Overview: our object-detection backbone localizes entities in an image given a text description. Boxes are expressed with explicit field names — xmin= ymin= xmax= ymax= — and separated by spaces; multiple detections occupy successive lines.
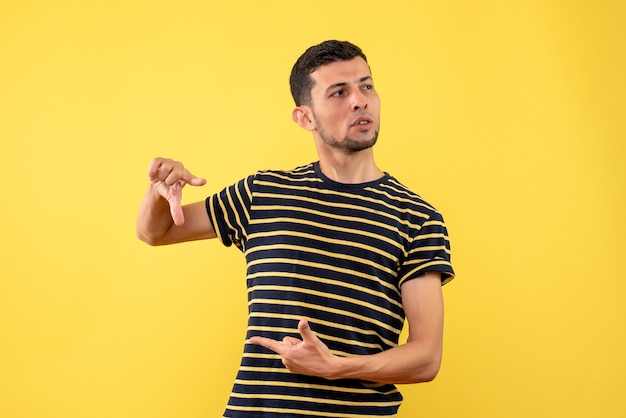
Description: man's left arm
xmin=249 ymin=271 xmax=444 ymax=384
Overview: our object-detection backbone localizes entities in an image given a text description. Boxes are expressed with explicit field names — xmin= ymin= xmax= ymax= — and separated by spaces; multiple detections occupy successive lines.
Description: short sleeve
xmin=397 ymin=211 xmax=455 ymax=287
xmin=205 ymin=174 xmax=255 ymax=251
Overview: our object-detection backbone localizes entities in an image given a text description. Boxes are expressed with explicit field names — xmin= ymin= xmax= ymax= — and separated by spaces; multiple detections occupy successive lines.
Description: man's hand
xmin=249 ymin=319 xmax=340 ymax=379
xmin=147 ymin=158 xmax=206 ymax=225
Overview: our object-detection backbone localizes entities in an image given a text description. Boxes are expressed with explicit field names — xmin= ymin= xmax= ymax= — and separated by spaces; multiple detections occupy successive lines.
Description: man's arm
xmin=136 ymin=158 xmax=216 ymax=246
xmin=249 ymin=271 xmax=444 ymax=384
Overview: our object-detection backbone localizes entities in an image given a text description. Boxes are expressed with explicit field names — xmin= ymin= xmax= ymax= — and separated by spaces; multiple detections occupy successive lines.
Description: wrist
xmin=325 ymin=354 xmax=371 ymax=381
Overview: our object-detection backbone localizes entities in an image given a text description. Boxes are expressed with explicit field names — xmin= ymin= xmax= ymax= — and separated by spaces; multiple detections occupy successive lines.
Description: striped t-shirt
xmin=206 ymin=162 xmax=454 ymax=418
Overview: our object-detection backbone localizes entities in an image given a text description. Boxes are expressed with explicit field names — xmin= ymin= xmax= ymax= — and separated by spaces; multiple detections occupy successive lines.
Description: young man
xmin=137 ymin=40 xmax=454 ymax=417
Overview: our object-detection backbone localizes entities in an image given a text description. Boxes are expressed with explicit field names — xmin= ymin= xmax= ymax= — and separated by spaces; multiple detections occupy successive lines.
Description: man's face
xmin=307 ymin=57 xmax=381 ymax=153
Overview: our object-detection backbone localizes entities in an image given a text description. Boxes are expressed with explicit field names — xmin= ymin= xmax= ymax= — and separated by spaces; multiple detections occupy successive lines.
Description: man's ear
xmin=292 ymin=106 xmax=316 ymax=131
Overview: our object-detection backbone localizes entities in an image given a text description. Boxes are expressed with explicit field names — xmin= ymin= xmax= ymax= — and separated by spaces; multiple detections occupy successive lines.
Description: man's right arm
xmin=136 ymin=158 xmax=217 ymax=246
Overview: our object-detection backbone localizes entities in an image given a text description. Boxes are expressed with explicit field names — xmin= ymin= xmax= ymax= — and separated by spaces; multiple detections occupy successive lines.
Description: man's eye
xmin=331 ymin=90 xmax=344 ymax=97
xmin=363 ymin=84 xmax=373 ymax=90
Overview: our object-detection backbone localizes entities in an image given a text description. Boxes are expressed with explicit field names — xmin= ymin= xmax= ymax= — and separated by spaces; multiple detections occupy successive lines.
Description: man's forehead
xmin=311 ymin=57 xmax=372 ymax=86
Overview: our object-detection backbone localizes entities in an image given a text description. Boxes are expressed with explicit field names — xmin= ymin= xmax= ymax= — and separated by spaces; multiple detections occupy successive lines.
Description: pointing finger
xmin=249 ymin=336 xmax=285 ymax=355
xmin=167 ymin=182 xmax=185 ymax=226
xmin=184 ymin=172 xmax=207 ymax=187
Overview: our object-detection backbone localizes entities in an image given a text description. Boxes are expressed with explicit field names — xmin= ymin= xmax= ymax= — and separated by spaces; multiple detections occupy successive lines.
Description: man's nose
xmin=351 ymin=90 xmax=368 ymax=111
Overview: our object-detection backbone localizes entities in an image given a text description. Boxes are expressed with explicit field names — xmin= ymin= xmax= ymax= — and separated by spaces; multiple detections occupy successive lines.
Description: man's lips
xmin=350 ymin=115 xmax=374 ymax=127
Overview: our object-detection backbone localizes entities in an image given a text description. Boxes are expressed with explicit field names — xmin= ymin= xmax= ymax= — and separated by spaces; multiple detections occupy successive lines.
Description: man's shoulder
xmin=380 ymin=176 xmax=443 ymax=217
xmin=253 ymin=163 xmax=319 ymax=184
xmin=257 ymin=162 xmax=315 ymax=176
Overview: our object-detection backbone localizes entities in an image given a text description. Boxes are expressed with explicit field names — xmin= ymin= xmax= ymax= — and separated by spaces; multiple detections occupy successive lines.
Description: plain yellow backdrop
xmin=1 ymin=1 xmax=624 ymax=417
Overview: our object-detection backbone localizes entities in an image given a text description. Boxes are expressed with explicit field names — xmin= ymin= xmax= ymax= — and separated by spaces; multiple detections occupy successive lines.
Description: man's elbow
xmin=136 ymin=229 xmax=164 ymax=246
xmin=418 ymin=361 xmax=441 ymax=383
xmin=409 ymin=354 xmax=442 ymax=383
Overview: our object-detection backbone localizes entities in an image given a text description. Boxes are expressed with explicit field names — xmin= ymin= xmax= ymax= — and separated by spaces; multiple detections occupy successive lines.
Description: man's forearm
xmin=328 ymin=340 xmax=442 ymax=384
xmin=136 ymin=184 xmax=174 ymax=245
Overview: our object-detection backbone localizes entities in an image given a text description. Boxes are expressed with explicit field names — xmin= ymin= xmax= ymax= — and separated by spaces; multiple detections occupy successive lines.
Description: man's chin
xmin=344 ymin=133 xmax=378 ymax=152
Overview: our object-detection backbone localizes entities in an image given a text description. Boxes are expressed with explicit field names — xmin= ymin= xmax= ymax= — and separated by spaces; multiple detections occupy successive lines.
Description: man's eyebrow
xmin=325 ymin=76 xmax=374 ymax=93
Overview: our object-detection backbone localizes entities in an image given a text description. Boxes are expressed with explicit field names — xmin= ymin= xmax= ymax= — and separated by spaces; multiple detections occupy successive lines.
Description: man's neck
xmin=317 ymin=149 xmax=384 ymax=184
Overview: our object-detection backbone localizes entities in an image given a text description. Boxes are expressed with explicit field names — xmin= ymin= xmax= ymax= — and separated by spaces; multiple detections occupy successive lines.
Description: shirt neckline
xmin=312 ymin=161 xmax=390 ymax=190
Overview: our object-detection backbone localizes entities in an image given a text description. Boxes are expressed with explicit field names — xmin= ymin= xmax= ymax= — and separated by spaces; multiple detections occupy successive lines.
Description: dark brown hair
xmin=289 ymin=40 xmax=368 ymax=106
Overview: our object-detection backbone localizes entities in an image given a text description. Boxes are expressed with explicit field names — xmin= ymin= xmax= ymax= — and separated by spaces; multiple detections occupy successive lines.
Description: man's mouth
xmin=351 ymin=116 xmax=373 ymax=127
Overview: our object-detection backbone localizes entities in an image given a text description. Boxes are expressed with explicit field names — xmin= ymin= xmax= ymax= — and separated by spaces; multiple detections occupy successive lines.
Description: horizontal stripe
xmin=248 ymin=284 xmax=404 ymax=324
xmin=254 ymin=180 xmax=431 ymax=220
xmin=246 ymin=272 xmax=402 ymax=309
xmin=232 ymin=378 xmax=399 ymax=396
xmin=249 ymin=217 xmax=405 ymax=252
xmin=247 ymin=325 xmax=384 ymax=351
xmin=247 ymin=243 xmax=398 ymax=276
xmin=247 ymin=256 xmax=400 ymax=294
xmin=225 ymin=405 xmax=399 ymax=418
xmin=248 ymin=298 xmax=403 ymax=335
xmin=252 ymin=193 xmax=419 ymax=234
xmin=247 ymin=312 xmax=399 ymax=348
xmin=229 ymin=392 xmax=402 ymax=408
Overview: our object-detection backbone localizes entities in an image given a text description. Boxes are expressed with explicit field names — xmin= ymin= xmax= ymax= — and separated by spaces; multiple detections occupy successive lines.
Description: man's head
xmin=290 ymin=40 xmax=368 ymax=107
xmin=290 ymin=41 xmax=380 ymax=155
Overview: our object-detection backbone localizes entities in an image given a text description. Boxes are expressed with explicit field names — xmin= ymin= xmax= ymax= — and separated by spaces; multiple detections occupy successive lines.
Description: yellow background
xmin=1 ymin=1 xmax=625 ymax=417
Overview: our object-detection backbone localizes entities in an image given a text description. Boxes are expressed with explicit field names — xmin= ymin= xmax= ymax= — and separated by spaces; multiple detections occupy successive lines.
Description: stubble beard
xmin=314 ymin=115 xmax=380 ymax=153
